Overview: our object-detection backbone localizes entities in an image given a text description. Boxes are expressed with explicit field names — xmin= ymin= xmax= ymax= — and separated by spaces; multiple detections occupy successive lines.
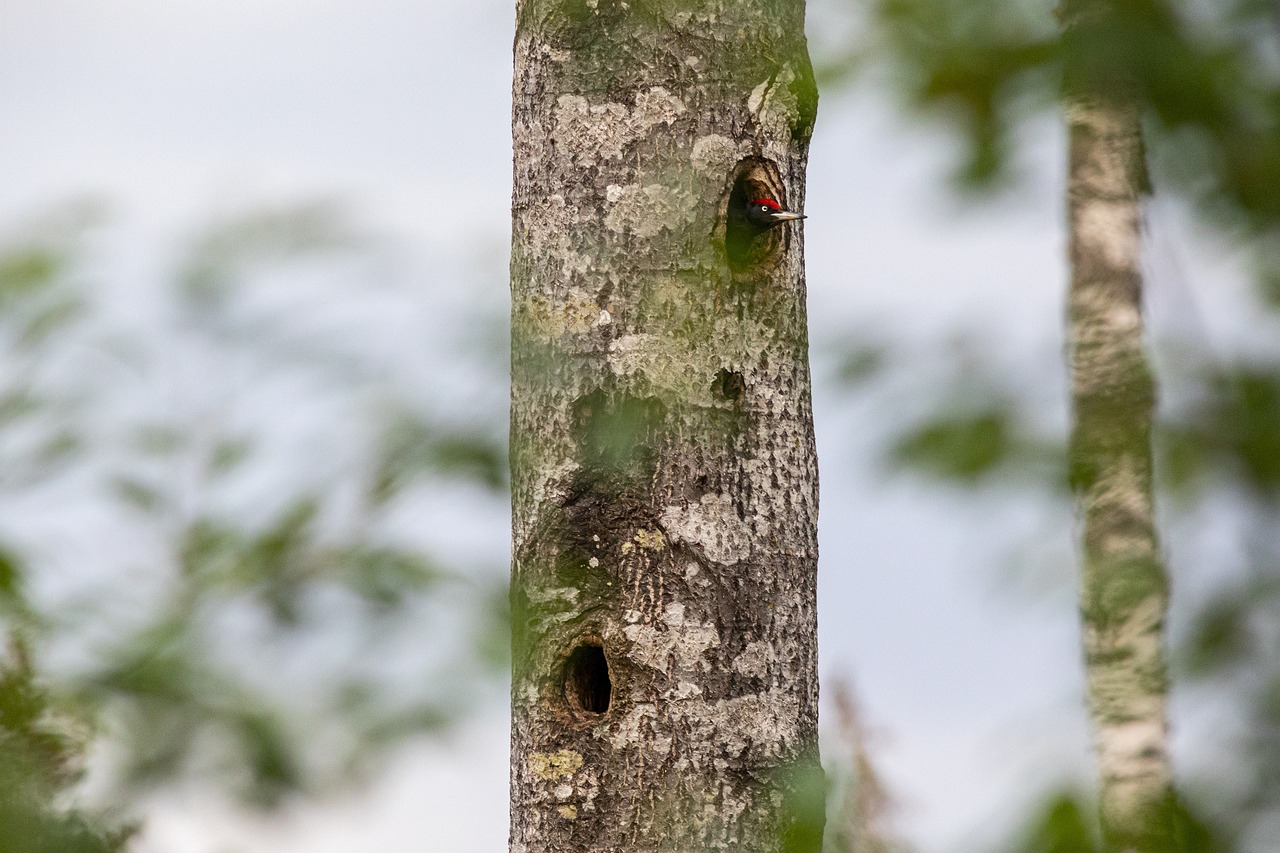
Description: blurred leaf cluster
xmin=830 ymin=329 xmax=1280 ymax=847
xmin=1 ymin=635 xmax=130 ymax=853
xmin=0 ymin=201 xmax=509 ymax=837
xmin=837 ymin=0 xmax=1280 ymax=243
xmin=817 ymin=3 xmax=1280 ymax=849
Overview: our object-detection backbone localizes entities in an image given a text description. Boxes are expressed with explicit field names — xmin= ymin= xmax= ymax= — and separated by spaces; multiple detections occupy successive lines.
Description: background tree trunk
xmin=1064 ymin=2 xmax=1174 ymax=843
xmin=508 ymin=1 xmax=820 ymax=851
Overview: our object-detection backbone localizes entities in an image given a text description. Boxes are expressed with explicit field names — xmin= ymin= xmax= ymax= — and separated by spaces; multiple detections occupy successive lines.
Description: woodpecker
xmin=725 ymin=193 xmax=804 ymax=270
xmin=736 ymin=196 xmax=805 ymax=231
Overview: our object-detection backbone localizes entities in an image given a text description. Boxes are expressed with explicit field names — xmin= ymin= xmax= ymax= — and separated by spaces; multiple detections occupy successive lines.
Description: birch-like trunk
xmin=1064 ymin=3 xmax=1174 ymax=841
xmin=509 ymin=1 xmax=820 ymax=851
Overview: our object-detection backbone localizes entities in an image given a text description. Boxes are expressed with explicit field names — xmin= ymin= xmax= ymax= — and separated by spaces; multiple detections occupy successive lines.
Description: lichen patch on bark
xmin=554 ymin=88 xmax=686 ymax=164
xmin=529 ymin=749 xmax=585 ymax=781
xmin=604 ymin=183 xmax=694 ymax=237
xmin=692 ymin=134 xmax=743 ymax=175
xmin=659 ymin=493 xmax=752 ymax=565
xmin=621 ymin=615 xmax=720 ymax=673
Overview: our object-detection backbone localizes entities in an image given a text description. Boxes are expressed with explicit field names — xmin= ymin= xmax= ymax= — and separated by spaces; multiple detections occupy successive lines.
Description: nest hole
xmin=712 ymin=368 xmax=746 ymax=402
xmin=724 ymin=157 xmax=788 ymax=276
xmin=564 ymin=642 xmax=611 ymax=716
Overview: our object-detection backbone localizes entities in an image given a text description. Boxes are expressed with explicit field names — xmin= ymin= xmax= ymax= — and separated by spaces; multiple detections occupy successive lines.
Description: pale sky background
xmin=0 ymin=2 xmax=1260 ymax=852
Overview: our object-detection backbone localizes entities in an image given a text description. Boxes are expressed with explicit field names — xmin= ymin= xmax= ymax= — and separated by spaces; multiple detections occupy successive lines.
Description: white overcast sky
xmin=0 ymin=2 xmax=1259 ymax=852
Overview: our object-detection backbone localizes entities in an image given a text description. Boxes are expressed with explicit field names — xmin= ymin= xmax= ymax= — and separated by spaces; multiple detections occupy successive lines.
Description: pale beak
xmin=770 ymin=211 xmax=806 ymax=222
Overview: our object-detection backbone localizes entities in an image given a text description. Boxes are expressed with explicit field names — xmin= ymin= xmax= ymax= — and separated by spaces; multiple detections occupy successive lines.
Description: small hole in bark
xmin=712 ymin=368 xmax=745 ymax=402
xmin=564 ymin=642 xmax=611 ymax=715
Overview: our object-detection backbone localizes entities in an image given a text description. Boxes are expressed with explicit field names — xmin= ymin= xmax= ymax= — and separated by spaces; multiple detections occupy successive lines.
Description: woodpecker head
xmin=740 ymin=196 xmax=805 ymax=230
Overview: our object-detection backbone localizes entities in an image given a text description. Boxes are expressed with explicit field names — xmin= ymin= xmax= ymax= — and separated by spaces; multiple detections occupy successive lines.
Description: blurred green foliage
xmin=0 ymin=201 xmax=510 ymax=841
xmin=836 ymin=0 xmax=1280 ymax=239
xmin=1 ymin=635 xmax=130 ymax=853
xmin=2 ymin=2 xmax=1277 ymax=849
xmin=819 ymin=0 xmax=1280 ymax=849
xmin=1163 ymin=366 xmax=1280 ymax=498
xmin=834 ymin=335 xmax=1280 ymax=848
xmin=372 ymin=411 xmax=507 ymax=503
xmin=1005 ymin=789 xmax=1227 ymax=852
xmin=1011 ymin=795 xmax=1099 ymax=853
xmin=894 ymin=408 xmax=1029 ymax=481
xmin=780 ymin=760 xmax=829 ymax=853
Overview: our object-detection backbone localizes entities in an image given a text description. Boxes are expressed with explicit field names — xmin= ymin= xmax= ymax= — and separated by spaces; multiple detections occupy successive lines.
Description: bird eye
xmin=760 ymin=205 xmax=770 ymax=212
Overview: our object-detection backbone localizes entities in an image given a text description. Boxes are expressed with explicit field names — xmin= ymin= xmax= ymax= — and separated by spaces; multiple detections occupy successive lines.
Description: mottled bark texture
xmin=1064 ymin=1 xmax=1173 ymax=846
xmin=509 ymin=1 xmax=820 ymax=851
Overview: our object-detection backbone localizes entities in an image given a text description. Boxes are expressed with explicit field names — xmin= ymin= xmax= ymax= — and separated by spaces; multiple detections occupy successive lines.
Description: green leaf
xmin=0 ymin=248 xmax=64 ymax=303
xmin=178 ymin=518 xmax=244 ymax=582
xmin=244 ymin=500 xmax=320 ymax=624
xmin=776 ymin=760 xmax=827 ymax=853
xmin=337 ymin=547 xmax=440 ymax=610
xmin=0 ymin=548 xmax=22 ymax=606
xmin=1183 ymin=594 xmax=1252 ymax=675
xmin=371 ymin=414 xmax=506 ymax=504
xmin=1224 ymin=371 xmax=1280 ymax=491
xmin=892 ymin=409 xmax=1012 ymax=480
xmin=1011 ymin=794 xmax=1098 ymax=853
xmin=38 ymin=430 xmax=82 ymax=465
xmin=426 ymin=434 xmax=506 ymax=489
xmin=208 ymin=437 xmax=253 ymax=473
xmin=0 ymin=390 xmax=42 ymax=423
xmin=111 ymin=477 xmax=166 ymax=513
xmin=236 ymin=710 xmax=302 ymax=806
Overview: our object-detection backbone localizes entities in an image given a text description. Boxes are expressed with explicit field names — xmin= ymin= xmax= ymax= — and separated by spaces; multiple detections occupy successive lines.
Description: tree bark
xmin=508 ymin=1 xmax=820 ymax=851
xmin=1063 ymin=2 xmax=1174 ymax=843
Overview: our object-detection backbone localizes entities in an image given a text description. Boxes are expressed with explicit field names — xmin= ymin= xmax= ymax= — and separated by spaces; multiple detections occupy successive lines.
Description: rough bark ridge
xmin=1064 ymin=2 xmax=1174 ymax=843
xmin=509 ymin=1 xmax=820 ymax=851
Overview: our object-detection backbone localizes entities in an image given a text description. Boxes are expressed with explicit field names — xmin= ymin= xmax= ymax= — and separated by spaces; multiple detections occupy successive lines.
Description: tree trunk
xmin=1063 ymin=3 xmax=1174 ymax=843
xmin=508 ymin=1 xmax=821 ymax=851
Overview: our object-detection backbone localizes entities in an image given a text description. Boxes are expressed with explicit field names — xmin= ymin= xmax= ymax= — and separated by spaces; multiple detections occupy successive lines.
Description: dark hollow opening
xmin=712 ymin=368 xmax=746 ymax=402
xmin=724 ymin=159 xmax=785 ymax=276
xmin=564 ymin=642 xmax=611 ymax=715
